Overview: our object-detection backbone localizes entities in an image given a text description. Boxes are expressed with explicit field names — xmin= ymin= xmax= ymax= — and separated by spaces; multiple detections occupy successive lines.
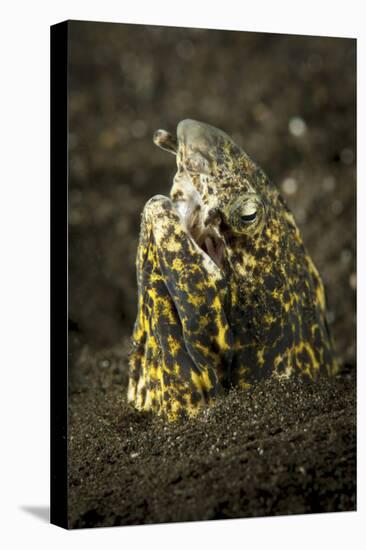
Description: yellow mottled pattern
xmin=128 ymin=120 xmax=338 ymax=420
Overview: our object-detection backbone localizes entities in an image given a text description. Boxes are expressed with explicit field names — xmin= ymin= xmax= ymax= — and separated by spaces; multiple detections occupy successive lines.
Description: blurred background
xmin=68 ymin=21 xmax=356 ymax=379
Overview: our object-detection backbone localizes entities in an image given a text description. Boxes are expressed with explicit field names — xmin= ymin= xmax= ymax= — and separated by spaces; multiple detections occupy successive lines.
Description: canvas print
xmin=51 ymin=20 xmax=356 ymax=528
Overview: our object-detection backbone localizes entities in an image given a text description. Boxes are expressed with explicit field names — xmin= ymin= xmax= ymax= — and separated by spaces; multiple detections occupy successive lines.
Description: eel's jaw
xmin=154 ymin=122 xmax=230 ymax=271
xmin=170 ymin=168 xmax=227 ymax=271
xmin=198 ymin=228 xmax=226 ymax=271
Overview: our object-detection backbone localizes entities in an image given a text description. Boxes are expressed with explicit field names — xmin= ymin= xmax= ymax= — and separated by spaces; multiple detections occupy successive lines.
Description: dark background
xmin=67 ymin=21 xmax=356 ymax=528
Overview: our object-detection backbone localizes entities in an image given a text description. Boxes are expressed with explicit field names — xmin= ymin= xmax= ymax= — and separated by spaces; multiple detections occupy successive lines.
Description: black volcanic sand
xmin=68 ymin=349 xmax=355 ymax=528
xmin=67 ymin=22 xmax=356 ymax=528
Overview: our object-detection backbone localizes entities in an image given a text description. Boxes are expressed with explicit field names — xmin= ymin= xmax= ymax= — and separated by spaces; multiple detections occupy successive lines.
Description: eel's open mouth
xmin=153 ymin=120 xmax=234 ymax=271
xmin=200 ymin=233 xmax=226 ymax=269
xmin=173 ymin=191 xmax=227 ymax=271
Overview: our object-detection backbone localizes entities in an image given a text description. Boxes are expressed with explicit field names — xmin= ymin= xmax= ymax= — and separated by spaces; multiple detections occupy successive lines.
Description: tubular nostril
xmin=153 ymin=129 xmax=178 ymax=155
xmin=153 ymin=129 xmax=167 ymax=144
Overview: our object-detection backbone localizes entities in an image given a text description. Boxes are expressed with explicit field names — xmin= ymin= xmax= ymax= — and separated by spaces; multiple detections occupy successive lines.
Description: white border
xmin=1 ymin=1 xmax=363 ymax=548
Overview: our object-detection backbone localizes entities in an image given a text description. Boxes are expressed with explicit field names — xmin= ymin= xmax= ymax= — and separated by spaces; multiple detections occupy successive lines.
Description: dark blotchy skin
xmin=127 ymin=119 xmax=338 ymax=420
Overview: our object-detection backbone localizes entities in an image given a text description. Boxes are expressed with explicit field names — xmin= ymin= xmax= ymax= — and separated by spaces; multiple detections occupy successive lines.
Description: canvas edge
xmin=50 ymin=20 xmax=69 ymax=530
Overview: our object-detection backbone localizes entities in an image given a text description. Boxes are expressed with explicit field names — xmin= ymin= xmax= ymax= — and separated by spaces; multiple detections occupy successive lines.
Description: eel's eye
xmin=225 ymin=194 xmax=263 ymax=234
xmin=240 ymin=211 xmax=257 ymax=223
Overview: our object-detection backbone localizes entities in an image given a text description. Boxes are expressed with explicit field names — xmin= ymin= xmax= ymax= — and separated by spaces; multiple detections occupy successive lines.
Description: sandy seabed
xmin=68 ymin=347 xmax=355 ymax=527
